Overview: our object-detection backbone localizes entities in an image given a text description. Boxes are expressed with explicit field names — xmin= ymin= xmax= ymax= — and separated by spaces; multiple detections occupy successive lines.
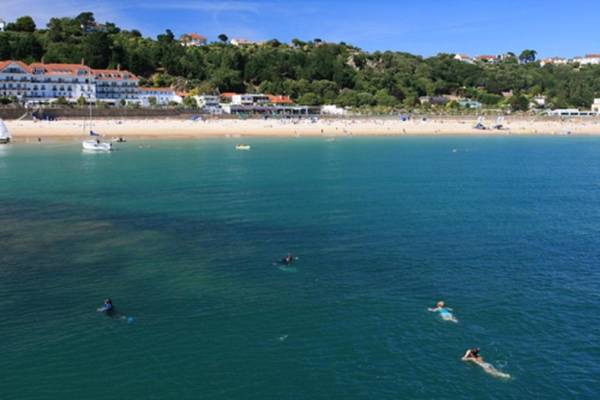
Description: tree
xmin=7 ymin=16 xmax=36 ymax=32
xmin=509 ymin=93 xmax=530 ymax=111
xmin=82 ymin=32 xmax=111 ymax=68
xmin=519 ymin=49 xmax=537 ymax=64
xmin=218 ymin=34 xmax=228 ymax=43
xmin=298 ymin=92 xmax=321 ymax=106
xmin=148 ymin=96 xmax=157 ymax=107
xmin=77 ymin=96 xmax=87 ymax=106
xmin=374 ymin=89 xmax=398 ymax=107
xmin=75 ymin=12 xmax=95 ymax=31
xmin=182 ymin=96 xmax=198 ymax=108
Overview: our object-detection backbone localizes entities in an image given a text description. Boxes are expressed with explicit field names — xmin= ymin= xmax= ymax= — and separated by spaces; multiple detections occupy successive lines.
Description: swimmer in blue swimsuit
xmin=97 ymin=298 xmax=114 ymax=315
xmin=428 ymin=301 xmax=458 ymax=323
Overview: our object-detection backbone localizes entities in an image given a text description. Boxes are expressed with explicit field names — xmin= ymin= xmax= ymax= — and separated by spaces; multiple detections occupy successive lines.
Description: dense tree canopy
xmin=1 ymin=12 xmax=600 ymax=111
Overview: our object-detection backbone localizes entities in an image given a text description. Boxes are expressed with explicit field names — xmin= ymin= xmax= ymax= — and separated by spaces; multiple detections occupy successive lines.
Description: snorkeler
xmin=462 ymin=348 xmax=511 ymax=379
xmin=97 ymin=298 xmax=114 ymax=314
xmin=428 ymin=301 xmax=458 ymax=323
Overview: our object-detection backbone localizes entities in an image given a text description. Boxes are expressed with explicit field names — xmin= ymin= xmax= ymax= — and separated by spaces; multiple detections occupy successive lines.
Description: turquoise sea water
xmin=0 ymin=137 xmax=599 ymax=399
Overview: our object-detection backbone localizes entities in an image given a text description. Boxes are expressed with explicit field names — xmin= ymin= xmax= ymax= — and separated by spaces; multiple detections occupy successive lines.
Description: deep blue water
xmin=0 ymin=137 xmax=599 ymax=399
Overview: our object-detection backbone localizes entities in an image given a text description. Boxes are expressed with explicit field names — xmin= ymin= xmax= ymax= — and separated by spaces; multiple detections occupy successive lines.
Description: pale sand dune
xmin=6 ymin=117 xmax=600 ymax=141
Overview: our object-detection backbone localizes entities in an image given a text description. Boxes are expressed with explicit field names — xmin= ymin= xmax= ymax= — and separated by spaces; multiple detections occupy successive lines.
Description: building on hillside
xmin=0 ymin=61 xmax=96 ymax=104
xmin=180 ymin=33 xmax=207 ymax=47
xmin=194 ymin=95 xmax=221 ymax=113
xmin=531 ymin=95 xmax=547 ymax=108
xmin=540 ymin=57 xmax=568 ymax=67
xmin=231 ymin=93 xmax=271 ymax=106
xmin=29 ymin=63 xmax=96 ymax=103
xmin=475 ymin=55 xmax=500 ymax=64
xmin=592 ymin=99 xmax=600 ymax=113
xmin=93 ymin=68 xmax=139 ymax=104
xmin=219 ymin=92 xmax=310 ymax=115
xmin=573 ymin=54 xmax=600 ymax=65
xmin=0 ymin=60 xmax=141 ymax=105
xmin=453 ymin=54 xmax=474 ymax=64
xmin=138 ymin=87 xmax=182 ymax=106
xmin=231 ymin=38 xmax=260 ymax=46
xmin=0 ymin=61 xmax=34 ymax=101
xmin=0 ymin=19 xmax=5 ymax=32
xmin=219 ymin=92 xmax=238 ymax=102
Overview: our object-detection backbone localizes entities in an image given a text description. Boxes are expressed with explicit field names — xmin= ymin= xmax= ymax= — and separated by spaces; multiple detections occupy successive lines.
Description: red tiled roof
xmin=0 ymin=60 xmax=32 ymax=72
xmin=30 ymin=63 xmax=92 ymax=76
xmin=220 ymin=92 xmax=238 ymax=98
xmin=268 ymin=94 xmax=294 ymax=104
xmin=93 ymin=68 xmax=139 ymax=81
xmin=476 ymin=55 xmax=498 ymax=60
xmin=139 ymin=87 xmax=174 ymax=93
xmin=181 ymin=33 xmax=207 ymax=41
xmin=585 ymin=54 xmax=600 ymax=58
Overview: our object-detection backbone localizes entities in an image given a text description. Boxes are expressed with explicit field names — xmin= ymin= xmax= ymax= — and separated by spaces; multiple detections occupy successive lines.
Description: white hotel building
xmin=0 ymin=60 xmax=140 ymax=104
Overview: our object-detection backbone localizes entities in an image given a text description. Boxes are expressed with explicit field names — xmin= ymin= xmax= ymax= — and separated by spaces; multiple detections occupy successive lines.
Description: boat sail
xmin=81 ymin=103 xmax=112 ymax=151
xmin=0 ymin=119 xmax=11 ymax=144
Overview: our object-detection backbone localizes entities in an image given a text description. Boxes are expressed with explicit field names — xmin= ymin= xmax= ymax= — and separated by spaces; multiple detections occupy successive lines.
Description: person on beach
xmin=428 ymin=301 xmax=458 ymax=323
xmin=462 ymin=348 xmax=511 ymax=379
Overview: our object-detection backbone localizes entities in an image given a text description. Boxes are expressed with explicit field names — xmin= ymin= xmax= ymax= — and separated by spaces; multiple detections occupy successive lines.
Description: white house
xmin=475 ymin=55 xmax=500 ymax=64
xmin=0 ymin=19 xmax=5 ymax=32
xmin=138 ymin=87 xmax=182 ymax=106
xmin=573 ymin=54 xmax=600 ymax=65
xmin=592 ymin=99 xmax=600 ymax=113
xmin=540 ymin=57 xmax=568 ymax=67
xmin=180 ymin=33 xmax=207 ymax=47
xmin=531 ymin=95 xmax=547 ymax=108
xmin=453 ymin=54 xmax=474 ymax=64
xmin=231 ymin=38 xmax=261 ymax=47
xmin=194 ymin=95 xmax=221 ymax=112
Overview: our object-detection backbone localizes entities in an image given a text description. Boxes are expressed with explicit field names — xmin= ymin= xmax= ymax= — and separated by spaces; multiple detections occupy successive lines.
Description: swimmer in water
xmin=97 ymin=298 xmax=114 ymax=315
xmin=281 ymin=254 xmax=295 ymax=265
xmin=462 ymin=348 xmax=511 ymax=379
xmin=428 ymin=301 xmax=458 ymax=323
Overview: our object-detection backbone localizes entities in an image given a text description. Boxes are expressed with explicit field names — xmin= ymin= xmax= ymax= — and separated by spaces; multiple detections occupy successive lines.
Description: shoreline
xmin=5 ymin=117 xmax=600 ymax=141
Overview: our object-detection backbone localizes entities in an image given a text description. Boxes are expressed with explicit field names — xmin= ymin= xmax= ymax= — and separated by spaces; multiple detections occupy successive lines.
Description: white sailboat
xmin=0 ymin=118 xmax=11 ymax=144
xmin=82 ymin=139 xmax=112 ymax=151
xmin=81 ymin=103 xmax=112 ymax=151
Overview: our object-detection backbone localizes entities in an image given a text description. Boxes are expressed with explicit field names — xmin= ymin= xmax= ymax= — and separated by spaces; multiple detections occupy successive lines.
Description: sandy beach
xmin=6 ymin=117 xmax=600 ymax=141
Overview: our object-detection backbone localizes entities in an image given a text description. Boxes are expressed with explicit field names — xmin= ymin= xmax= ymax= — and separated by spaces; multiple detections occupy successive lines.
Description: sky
xmin=1 ymin=0 xmax=599 ymax=58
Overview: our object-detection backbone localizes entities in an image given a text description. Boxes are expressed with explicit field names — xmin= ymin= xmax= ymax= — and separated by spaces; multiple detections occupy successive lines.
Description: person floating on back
xmin=428 ymin=301 xmax=458 ymax=323
xmin=462 ymin=348 xmax=511 ymax=379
